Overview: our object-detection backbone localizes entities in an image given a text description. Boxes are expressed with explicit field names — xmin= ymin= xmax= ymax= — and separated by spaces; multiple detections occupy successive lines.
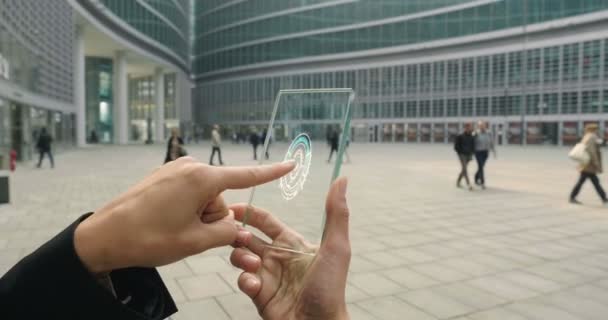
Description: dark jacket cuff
xmin=0 ymin=213 xmax=178 ymax=319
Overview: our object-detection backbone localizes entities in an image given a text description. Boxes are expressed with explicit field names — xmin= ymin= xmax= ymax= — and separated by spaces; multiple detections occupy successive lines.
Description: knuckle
xmin=246 ymin=168 xmax=261 ymax=183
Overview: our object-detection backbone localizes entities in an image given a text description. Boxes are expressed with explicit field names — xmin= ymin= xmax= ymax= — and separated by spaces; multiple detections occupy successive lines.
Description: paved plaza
xmin=2 ymin=143 xmax=608 ymax=319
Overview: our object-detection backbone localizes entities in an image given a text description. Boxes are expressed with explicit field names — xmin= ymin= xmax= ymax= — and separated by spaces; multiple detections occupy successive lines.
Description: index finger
xmin=214 ymin=161 xmax=295 ymax=191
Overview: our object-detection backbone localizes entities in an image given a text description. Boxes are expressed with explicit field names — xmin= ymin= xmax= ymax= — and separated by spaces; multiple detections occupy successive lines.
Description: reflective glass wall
xmin=193 ymin=0 xmax=608 ymax=75
xmin=128 ymin=74 xmax=178 ymax=143
xmin=194 ymin=1 xmax=608 ymax=145
xmin=98 ymin=0 xmax=190 ymax=65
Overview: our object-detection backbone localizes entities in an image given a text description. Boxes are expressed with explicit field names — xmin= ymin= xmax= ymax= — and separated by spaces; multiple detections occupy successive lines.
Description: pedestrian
xmin=209 ymin=124 xmax=224 ymax=165
xmin=249 ymin=128 xmax=260 ymax=160
xmin=454 ymin=123 xmax=475 ymax=190
xmin=261 ymin=128 xmax=270 ymax=160
xmin=474 ymin=121 xmax=496 ymax=189
xmin=344 ymin=135 xmax=352 ymax=164
xmin=327 ymin=130 xmax=339 ymax=163
xmin=36 ymin=127 xmax=54 ymax=169
xmin=569 ymin=123 xmax=608 ymax=205
xmin=164 ymin=128 xmax=185 ymax=164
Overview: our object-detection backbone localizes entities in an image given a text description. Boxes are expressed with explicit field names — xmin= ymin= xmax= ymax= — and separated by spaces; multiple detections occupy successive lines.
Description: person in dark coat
xmin=249 ymin=129 xmax=260 ymax=160
xmin=261 ymin=128 xmax=270 ymax=160
xmin=36 ymin=127 xmax=54 ymax=169
xmin=454 ymin=123 xmax=475 ymax=190
xmin=327 ymin=130 xmax=340 ymax=163
xmin=164 ymin=128 xmax=185 ymax=164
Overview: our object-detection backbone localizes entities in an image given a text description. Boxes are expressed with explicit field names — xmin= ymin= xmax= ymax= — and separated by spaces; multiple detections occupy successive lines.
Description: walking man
xmin=569 ymin=123 xmax=608 ymax=205
xmin=474 ymin=121 xmax=496 ymax=189
xmin=209 ymin=124 xmax=224 ymax=166
xmin=454 ymin=123 xmax=475 ymax=190
xmin=36 ymin=127 xmax=54 ymax=169
xmin=249 ymin=128 xmax=260 ymax=160
xmin=327 ymin=130 xmax=339 ymax=163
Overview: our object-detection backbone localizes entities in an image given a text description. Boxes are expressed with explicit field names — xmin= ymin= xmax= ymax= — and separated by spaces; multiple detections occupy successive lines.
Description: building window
xmin=492 ymin=54 xmax=506 ymax=88
xmin=447 ymin=60 xmax=459 ymax=91
xmin=462 ymin=58 xmax=474 ymax=90
xmin=369 ymin=68 xmax=381 ymax=97
xmin=447 ymin=99 xmax=458 ymax=117
xmin=561 ymin=92 xmax=579 ymax=114
xmin=562 ymin=43 xmax=579 ymax=83
xmin=394 ymin=101 xmax=405 ymax=118
xmin=406 ymin=101 xmax=417 ymax=118
xmin=393 ymin=66 xmax=405 ymax=96
xmin=582 ymin=91 xmax=599 ymax=113
xmin=406 ymin=65 xmax=418 ymax=95
xmin=432 ymin=100 xmax=444 ymax=117
xmin=583 ymin=40 xmax=601 ymax=81
xmin=433 ymin=62 xmax=445 ymax=92
xmin=476 ymin=56 xmax=490 ymax=89
xmin=476 ymin=97 xmax=489 ymax=116
xmin=508 ymin=52 xmax=522 ymax=86
xmin=462 ymin=98 xmax=474 ymax=116
xmin=525 ymin=94 xmax=540 ymax=115
xmin=381 ymin=67 xmax=392 ymax=96
xmin=526 ymin=49 xmax=541 ymax=85
xmin=543 ymin=46 xmax=560 ymax=84
xmin=491 ymin=96 xmax=505 ymax=116
xmin=419 ymin=100 xmax=431 ymax=117
xmin=543 ymin=93 xmax=559 ymax=114
xmin=420 ymin=63 xmax=431 ymax=93
xmin=505 ymin=96 xmax=521 ymax=115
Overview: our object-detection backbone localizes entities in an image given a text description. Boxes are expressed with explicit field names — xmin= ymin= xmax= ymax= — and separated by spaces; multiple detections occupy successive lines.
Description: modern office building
xmin=193 ymin=1 xmax=608 ymax=146
xmin=0 ymin=0 xmax=192 ymax=168
xmin=2 ymin=0 xmax=608 ymax=162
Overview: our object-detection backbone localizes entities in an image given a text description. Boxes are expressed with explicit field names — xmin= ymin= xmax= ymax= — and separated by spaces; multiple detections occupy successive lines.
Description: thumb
xmin=321 ymin=177 xmax=350 ymax=259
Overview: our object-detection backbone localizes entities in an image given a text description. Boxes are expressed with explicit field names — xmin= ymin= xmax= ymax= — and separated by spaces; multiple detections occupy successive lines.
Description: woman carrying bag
xmin=164 ymin=128 xmax=187 ymax=164
xmin=569 ymin=123 xmax=608 ymax=205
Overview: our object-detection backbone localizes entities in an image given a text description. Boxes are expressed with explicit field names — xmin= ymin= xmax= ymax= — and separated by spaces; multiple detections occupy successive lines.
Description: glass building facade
xmin=193 ymin=0 xmax=608 ymax=146
xmin=0 ymin=0 xmax=76 ymax=165
xmin=128 ymin=73 xmax=178 ymax=143
xmin=96 ymin=0 xmax=190 ymax=66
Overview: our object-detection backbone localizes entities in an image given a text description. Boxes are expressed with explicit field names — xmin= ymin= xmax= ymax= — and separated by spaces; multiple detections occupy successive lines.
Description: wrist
xmin=74 ymin=214 xmax=120 ymax=274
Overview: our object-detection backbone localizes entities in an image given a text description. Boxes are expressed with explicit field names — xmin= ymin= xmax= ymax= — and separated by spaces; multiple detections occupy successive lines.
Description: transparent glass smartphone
xmin=242 ymin=89 xmax=355 ymax=255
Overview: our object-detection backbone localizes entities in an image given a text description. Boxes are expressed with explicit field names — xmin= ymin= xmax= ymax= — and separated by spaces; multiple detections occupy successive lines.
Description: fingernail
xmin=243 ymin=254 xmax=259 ymax=266
xmin=339 ymin=177 xmax=348 ymax=196
xmin=245 ymin=277 xmax=259 ymax=290
xmin=283 ymin=159 xmax=296 ymax=166
xmin=235 ymin=230 xmax=251 ymax=247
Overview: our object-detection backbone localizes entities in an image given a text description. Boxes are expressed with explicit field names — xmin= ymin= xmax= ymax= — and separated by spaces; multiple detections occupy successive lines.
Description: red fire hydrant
xmin=9 ymin=149 xmax=16 ymax=172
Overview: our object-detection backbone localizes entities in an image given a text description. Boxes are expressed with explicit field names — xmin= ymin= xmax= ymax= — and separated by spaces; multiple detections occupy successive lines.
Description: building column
xmin=74 ymin=25 xmax=86 ymax=147
xmin=155 ymin=68 xmax=165 ymax=143
xmin=113 ymin=51 xmax=128 ymax=144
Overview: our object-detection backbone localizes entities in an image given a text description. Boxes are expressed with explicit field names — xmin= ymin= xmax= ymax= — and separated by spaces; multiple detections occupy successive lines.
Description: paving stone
xmin=172 ymin=299 xmax=230 ymax=320
xmin=216 ymin=293 xmax=260 ymax=320
xmin=177 ymin=274 xmax=234 ymax=300
xmin=381 ymin=266 xmax=439 ymax=289
xmin=398 ymin=288 xmax=474 ymax=319
xmin=357 ymin=296 xmax=436 ymax=320
xmin=348 ymin=272 xmax=404 ymax=296
xmin=466 ymin=276 xmax=541 ymax=301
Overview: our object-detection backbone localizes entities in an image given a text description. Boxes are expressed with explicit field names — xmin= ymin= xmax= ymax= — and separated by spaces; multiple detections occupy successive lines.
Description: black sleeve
xmin=454 ymin=135 xmax=462 ymax=154
xmin=0 ymin=214 xmax=177 ymax=320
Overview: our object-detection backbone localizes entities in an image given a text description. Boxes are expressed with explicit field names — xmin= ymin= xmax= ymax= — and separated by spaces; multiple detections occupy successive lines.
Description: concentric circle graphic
xmin=280 ymin=133 xmax=312 ymax=200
